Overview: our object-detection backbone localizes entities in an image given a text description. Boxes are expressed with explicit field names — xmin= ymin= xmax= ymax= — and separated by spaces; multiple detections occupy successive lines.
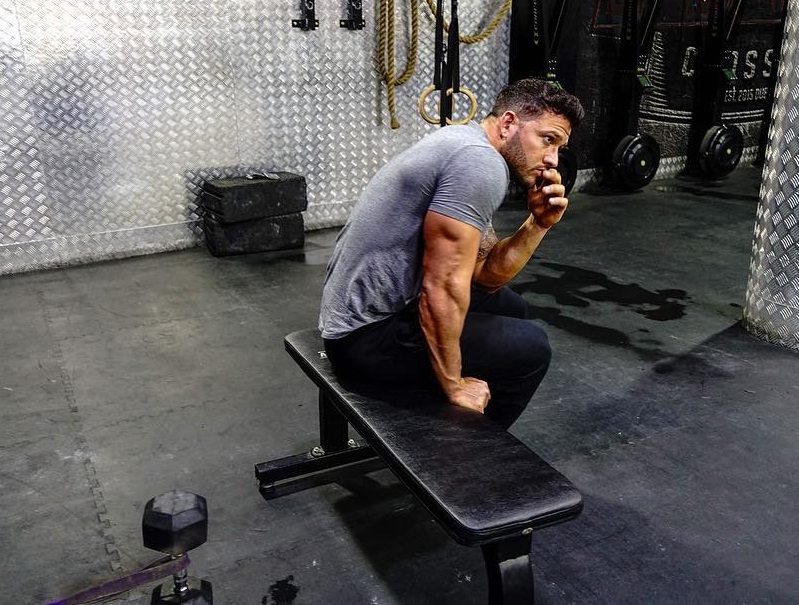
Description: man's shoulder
xmin=423 ymin=122 xmax=491 ymax=146
xmin=419 ymin=124 xmax=503 ymax=169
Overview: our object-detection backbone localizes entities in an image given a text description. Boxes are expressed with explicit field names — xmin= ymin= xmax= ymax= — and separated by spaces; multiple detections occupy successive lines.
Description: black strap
xmin=548 ymin=0 xmax=568 ymax=59
xmin=46 ymin=555 xmax=190 ymax=605
xmin=430 ymin=0 xmax=462 ymax=125
xmin=433 ymin=0 xmax=445 ymax=88
xmin=447 ymin=0 xmax=460 ymax=94
xmin=725 ymin=0 xmax=747 ymax=44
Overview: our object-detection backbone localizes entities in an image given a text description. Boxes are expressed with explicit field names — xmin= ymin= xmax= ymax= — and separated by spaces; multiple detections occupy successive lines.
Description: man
xmin=319 ymin=78 xmax=584 ymax=429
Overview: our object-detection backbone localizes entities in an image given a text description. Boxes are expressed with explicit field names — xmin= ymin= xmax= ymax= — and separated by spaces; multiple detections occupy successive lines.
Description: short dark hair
xmin=489 ymin=78 xmax=584 ymax=127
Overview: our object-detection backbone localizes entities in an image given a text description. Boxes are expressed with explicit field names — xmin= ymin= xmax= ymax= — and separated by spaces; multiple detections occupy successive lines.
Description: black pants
xmin=323 ymin=286 xmax=551 ymax=429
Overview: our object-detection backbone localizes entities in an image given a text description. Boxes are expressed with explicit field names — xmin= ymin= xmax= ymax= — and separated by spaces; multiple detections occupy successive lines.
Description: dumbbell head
xmin=142 ymin=490 xmax=208 ymax=556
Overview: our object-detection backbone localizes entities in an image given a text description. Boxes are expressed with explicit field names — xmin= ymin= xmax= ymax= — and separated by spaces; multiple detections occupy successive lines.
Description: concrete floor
xmin=3 ymin=166 xmax=799 ymax=605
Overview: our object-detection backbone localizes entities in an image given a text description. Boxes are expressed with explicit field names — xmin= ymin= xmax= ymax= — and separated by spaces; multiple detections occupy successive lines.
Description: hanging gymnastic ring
xmin=445 ymin=87 xmax=478 ymax=125
xmin=418 ymin=84 xmax=442 ymax=124
xmin=418 ymin=85 xmax=478 ymax=125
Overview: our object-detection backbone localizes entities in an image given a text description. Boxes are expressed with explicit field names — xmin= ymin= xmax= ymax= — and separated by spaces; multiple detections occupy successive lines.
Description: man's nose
xmin=545 ymin=147 xmax=559 ymax=168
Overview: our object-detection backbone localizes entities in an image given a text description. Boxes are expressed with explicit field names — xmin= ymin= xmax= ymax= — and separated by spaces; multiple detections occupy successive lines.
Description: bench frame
xmin=255 ymin=331 xmax=581 ymax=604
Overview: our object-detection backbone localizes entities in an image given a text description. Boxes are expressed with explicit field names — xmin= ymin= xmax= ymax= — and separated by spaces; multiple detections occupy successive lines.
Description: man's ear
xmin=499 ymin=111 xmax=517 ymax=139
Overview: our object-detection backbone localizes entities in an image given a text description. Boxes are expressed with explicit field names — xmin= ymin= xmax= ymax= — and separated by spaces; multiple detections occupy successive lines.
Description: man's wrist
xmin=527 ymin=214 xmax=553 ymax=233
xmin=439 ymin=375 xmax=463 ymax=397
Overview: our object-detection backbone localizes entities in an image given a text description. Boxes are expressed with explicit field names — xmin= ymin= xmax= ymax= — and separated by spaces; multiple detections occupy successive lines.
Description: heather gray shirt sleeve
xmin=428 ymin=144 xmax=509 ymax=230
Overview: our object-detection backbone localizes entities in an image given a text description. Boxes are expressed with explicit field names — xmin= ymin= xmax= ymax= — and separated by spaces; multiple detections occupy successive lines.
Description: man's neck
xmin=481 ymin=116 xmax=502 ymax=152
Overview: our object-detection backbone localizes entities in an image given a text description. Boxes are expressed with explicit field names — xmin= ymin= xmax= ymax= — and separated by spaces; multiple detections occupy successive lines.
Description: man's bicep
xmin=422 ymin=210 xmax=482 ymax=282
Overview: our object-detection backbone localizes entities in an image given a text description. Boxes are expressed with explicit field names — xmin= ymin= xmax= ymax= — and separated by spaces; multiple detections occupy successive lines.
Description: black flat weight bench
xmin=255 ymin=329 xmax=582 ymax=604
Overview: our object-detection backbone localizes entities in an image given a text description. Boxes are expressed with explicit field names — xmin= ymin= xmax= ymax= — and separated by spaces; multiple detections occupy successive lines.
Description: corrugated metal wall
xmin=0 ymin=0 xmax=511 ymax=275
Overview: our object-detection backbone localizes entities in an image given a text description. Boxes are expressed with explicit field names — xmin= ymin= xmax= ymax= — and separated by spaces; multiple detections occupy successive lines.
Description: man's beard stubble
xmin=501 ymin=131 xmax=536 ymax=190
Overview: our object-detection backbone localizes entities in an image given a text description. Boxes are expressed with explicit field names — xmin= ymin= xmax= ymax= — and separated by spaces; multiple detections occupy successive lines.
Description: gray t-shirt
xmin=319 ymin=122 xmax=509 ymax=339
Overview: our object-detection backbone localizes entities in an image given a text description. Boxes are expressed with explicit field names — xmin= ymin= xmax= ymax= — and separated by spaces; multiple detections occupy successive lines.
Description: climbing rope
xmin=377 ymin=0 xmax=419 ymax=129
xmin=422 ymin=0 xmax=512 ymax=45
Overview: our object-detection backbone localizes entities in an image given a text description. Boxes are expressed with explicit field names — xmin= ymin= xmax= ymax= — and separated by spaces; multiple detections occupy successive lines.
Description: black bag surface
xmin=201 ymin=172 xmax=307 ymax=222
xmin=203 ymin=212 xmax=305 ymax=257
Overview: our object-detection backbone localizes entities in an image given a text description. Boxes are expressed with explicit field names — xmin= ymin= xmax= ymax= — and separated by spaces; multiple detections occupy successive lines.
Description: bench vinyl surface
xmin=285 ymin=329 xmax=583 ymax=546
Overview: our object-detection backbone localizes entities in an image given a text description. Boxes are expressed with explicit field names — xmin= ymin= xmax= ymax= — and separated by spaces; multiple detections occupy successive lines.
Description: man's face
xmin=500 ymin=110 xmax=572 ymax=190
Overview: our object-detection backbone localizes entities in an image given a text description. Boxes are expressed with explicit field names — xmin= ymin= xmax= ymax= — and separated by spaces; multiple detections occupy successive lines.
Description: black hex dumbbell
xmin=142 ymin=490 xmax=213 ymax=605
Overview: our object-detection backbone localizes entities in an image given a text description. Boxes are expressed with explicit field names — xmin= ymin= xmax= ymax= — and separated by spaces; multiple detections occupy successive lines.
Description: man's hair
xmin=488 ymin=78 xmax=584 ymax=127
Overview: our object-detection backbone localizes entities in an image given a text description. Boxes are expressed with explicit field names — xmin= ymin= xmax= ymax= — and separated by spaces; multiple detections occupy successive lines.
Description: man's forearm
xmin=418 ymin=279 xmax=470 ymax=396
xmin=419 ymin=210 xmax=491 ymax=412
xmin=473 ymin=214 xmax=550 ymax=292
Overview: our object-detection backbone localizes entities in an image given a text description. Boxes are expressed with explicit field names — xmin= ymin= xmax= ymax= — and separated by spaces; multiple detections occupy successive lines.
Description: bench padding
xmin=285 ymin=329 xmax=583 ymax=546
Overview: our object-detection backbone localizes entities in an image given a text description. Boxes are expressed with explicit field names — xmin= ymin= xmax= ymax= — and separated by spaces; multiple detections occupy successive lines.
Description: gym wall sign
xmin=682 ymin=46 xmax=776 ymax=104
xmin=591 ymin=0 xmax=785 ymax=120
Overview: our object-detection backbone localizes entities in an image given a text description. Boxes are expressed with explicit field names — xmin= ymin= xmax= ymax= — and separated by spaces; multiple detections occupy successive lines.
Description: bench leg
xmin=481 ymin=533 xmax=535 ymax=605
xmin=254 ymin=390 xmax=385 ymax=499
xmin=319 ymin=390 xmax=349 ymax=453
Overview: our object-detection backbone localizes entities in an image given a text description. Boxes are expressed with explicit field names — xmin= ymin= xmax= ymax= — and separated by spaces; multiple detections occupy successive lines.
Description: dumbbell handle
xmin=172 ymin=565 xmax=190 ymax=596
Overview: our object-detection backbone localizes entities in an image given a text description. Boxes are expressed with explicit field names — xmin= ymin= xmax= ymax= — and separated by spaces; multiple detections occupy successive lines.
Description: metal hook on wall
xmin=292 ymin=0 xmax=319 ymax=31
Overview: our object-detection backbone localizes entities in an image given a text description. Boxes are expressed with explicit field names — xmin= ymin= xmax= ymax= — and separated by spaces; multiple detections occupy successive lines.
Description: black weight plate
xmin=611 ymin=133 xmax=661 ymax=191
xmin=698 ymin=124 xmax=743 ymax=179
xmin=558 ymin=147 xmax=578 ymax=195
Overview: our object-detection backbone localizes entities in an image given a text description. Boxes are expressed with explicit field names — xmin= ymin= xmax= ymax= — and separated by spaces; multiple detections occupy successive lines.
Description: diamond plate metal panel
xmin=0 ymin=0 xmax=510 ymax=274
xmin=226 ymin=0 xmax=509 ymax=229
xmin=1 ymin=3 xmax=50 ymax=247
xmin=744 ymin=0 xmax=799 ymax=350
xmin=16 ymin=0 xmax=240 ymax=230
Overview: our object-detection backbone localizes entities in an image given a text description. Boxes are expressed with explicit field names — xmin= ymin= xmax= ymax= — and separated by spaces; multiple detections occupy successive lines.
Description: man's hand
xmin=446 ymin=377 xmax=491 ymax=413
xmin=527 ymin=168 xmax=568 ymax=229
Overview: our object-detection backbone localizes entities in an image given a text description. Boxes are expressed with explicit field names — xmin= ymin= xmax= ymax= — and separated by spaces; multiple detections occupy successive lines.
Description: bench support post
xmin=481 ymin=534 xmax=535 ymax=605
xmin=319 ymin=391 xmax=349 ymax=453
xmin=254 ymin=389 xmax=385 ymax=499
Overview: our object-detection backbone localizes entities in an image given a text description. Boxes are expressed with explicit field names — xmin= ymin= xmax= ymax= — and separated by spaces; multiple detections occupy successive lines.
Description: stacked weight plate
xmin=200 ymin=172 xmax=307 ymax=256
